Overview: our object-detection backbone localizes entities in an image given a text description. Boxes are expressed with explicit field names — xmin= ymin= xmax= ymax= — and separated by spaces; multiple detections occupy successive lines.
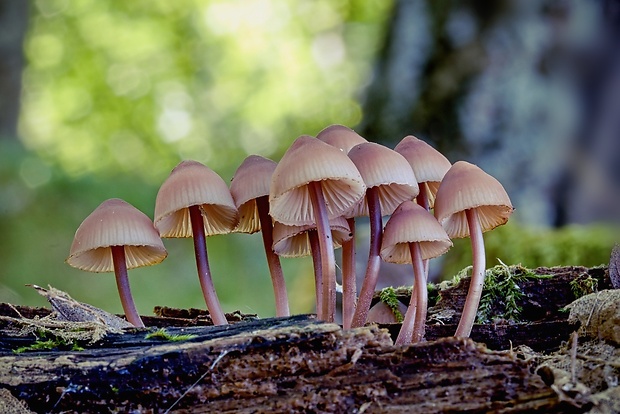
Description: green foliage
xmin=475 ymin=260 xmax=552 ymax=324
xmin=441 ymin=222 xmax=617 ymax=280
xmin=145 ymin=328 xmax=197 ymax=342
xmin=1 ymin=1 xmax=391 ymax=317
xmin=378 ymin=286 xmax=404 ymax=323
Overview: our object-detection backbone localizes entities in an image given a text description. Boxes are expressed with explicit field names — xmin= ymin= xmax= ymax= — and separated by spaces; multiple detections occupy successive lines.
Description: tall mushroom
xmin=154 ymin=160 xmax=239 ymax=326
xmin=316 ymin=124 xmax=368 ymax=328
xmin=348 ymin=142 xmax=419 ymax=328
xmin=230 ymin=155 xmax=289 ymax=317
xmin=381 ymin=201 xmax=452 ymax=344
xmin=272 ymin=217 xmax=352 ymax=315
xmin=434 ymin=161 xmax=513 ymax=337
xmin=67 ymin=198 xmax=168 ymax=328
xmin=270 ymin=135 xmax=366 ymax=322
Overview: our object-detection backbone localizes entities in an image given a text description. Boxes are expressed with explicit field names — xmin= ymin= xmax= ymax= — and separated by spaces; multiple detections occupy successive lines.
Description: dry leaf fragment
xmin=29 ymin=285 xmax=134 ymax=330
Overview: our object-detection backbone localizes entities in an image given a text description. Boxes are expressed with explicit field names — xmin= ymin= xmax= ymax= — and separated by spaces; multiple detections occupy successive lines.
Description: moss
xmin=13 ymin=331 xmax=85 ymax=354
xmin=569 ymin=273 xmax=598 ymax=299
xmin=378 ymin=287 xmax=405 ymax=323
xmin=145 ymin=328 xmax=198 ymax=342
xmin=476 ymin=260 xmax=552 ymax=324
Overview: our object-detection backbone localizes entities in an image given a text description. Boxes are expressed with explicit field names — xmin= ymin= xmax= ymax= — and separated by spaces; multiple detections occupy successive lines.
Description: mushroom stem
xmin=342 ymin=217 xmax=356 ymax=329
xmin=189 ymin=205 xmax=228 ymax=326
xmin=256 ymin=196 xmax=290 ymax=317
xmin=308 ymin=230 xmax=323 ymax=317
xmin=111 ymin=245 xmax=144 ymax=328
xmin=454 ymin=208 xmax=485 ymax=337
xmin=415 ymin=183 xmax=431 ymax=278
xmin=395 ymin=242 xmax=427 ymax=345
xmin=351 ymin=187 xmax=383 ymax=328
xmin=308 ymin=181 xmax=336 ymax=322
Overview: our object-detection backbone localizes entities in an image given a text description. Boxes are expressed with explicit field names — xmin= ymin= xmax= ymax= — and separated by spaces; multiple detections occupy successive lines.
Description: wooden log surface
xmin=1 ymin=265 xmax=615 ymax=413
xmin=0 ymin=315 xmax=563 ymax=413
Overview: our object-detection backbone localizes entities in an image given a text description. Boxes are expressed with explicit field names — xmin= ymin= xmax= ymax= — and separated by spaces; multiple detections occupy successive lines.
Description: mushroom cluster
xmin=65 ymin=125 xmax=512 ymax=344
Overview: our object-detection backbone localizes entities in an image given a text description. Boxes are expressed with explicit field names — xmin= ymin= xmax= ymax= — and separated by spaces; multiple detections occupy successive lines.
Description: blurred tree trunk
xmin=359 ymin=0 xmax=620 ymax=227
xmin=0 ymin=0 xmax=28 ymax=140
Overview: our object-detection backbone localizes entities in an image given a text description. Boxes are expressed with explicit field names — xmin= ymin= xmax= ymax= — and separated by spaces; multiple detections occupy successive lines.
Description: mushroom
xmin=381 ymin=200 xmax=452 ymax=344
xmin=394 ymin=135 xmax=452 ymax=276
xmin=230 ymin=155 xmax=289 ymax=317
xmin=272 ymin=217 xmax=352 ymax=315
xmin=394 ymin=135 xmax=452 ymax=211
xmin=270 ymin=135 xmax=366 ymax=322
xmin=434 ymin=161 xmax=513 ymax=337
xmin=347 ymin=142 xmax=419 ymax=328
xmin=66 ymin=198 xmax=168 ymax=328
xmin=154 ymin=160 xmax=239 ymax=326
xmin=316 ymin=125 xmax=368 ymax=328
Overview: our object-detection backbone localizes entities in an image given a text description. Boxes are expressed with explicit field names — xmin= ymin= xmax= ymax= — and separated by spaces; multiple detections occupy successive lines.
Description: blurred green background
xmin=0 ymin=0 xmax=617 ymax=318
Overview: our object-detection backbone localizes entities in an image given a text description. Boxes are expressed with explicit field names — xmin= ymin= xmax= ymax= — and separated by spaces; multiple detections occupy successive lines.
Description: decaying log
xmin=0 ymin=315 xmax=562 ymax=413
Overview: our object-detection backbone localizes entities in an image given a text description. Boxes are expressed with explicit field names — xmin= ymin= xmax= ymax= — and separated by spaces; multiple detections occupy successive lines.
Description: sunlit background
xmin=1 ymin=0 xmax=618 ymax=318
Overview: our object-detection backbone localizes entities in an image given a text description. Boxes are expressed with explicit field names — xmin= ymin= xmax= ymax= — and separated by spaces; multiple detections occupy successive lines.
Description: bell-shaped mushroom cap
xmin=272 ymin=217 xmax=352 ymax=258
xmin=434 ymin=161 xmax=514 ymax=238
xmin=346 ymin=142 xmax=419 ymax=217
xmin=154 ymin=160 xmax=239 ymax=237
xmin=394 ymin=135 xmax=452 ymax=208
xmin=316 ymin=124 xmax=368 ymax=153
xmin=381 ymin=200 xmax=452 ymax=264
xmin=67 ymin=198 xmax=168 ymax=272
xmin=270 ymin=135 xmax=366 ymax=226
xmin=230 ymin=155 xmax=277 ymax=234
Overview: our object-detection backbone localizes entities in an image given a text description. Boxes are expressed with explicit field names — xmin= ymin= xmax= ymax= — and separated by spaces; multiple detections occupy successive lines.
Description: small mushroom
xmin=434 ymin=161 xmax=513 ymax=337
xmin=270 ymin=136 xmax=366 ymax=321
xmin=230 ymin=155 xmax=289 ymax=317
xmin=347 ymin=142 xmax=419 ymax=329
xmin=381 ymin=201 xmax=452 ymax=344
xmin=66 ymin=198 xmax=168 ymax=328
xmin=272 ymin=217 xmax=352 ymax=315
xmin=394 ymin=135 xmax=452 ymax=277
xmin=154 ymin=160 xmax=239 ymax=326
xmin=316 ymin=124 xmax=368 ymax=153
xmin=394 ymin=135 xmax=452 ymax=210
xmin=316 ymin=125 xmax=368 ymax=328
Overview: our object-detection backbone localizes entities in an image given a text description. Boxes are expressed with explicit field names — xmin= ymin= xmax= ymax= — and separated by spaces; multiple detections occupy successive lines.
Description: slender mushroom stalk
xmin=308 ymin=181 xmax=338 ymax=321
xmin=231 ymin=155 xmax=289 ymax=317
xmin=341 ymin=217 xmax=356 ymax=327
xmin=188 ymin=205 xmax=227 ymax=325
xmin=350 ymin=187 xmax=383 ymax=328
xmin=155 ymin=160 xmax=239 ymax=326
xmin=270 ymin=136 xmax=365 ymax=322
xmin=381 ymin=201 xmax=452 ymax=345
xmin=395 ymin=242 xmax=426 ymax=344
xmin=454 ymin=208 xmax=485 ymax=337
xmin=307 ymin=229 xmax=323 ymax=314
xmin=67 ymin=198 xmax=168 ymax=328
xmin=347 ymin=142 xmax=419 ymax=328
xmin=316 ymin=125 xmax=368 ymax=327
xmin=256 ymin=196 xmax=289 ymax=316
xmin=111 ymin=245 xmax=144 ymax=327
xmin=272 ymin=217 xmax=351 ymax=316
xmin=434 ymin=161 xmax=513 ymax=338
